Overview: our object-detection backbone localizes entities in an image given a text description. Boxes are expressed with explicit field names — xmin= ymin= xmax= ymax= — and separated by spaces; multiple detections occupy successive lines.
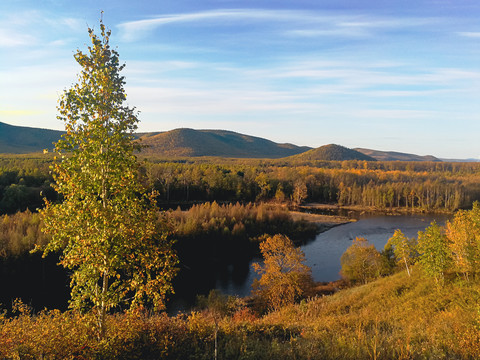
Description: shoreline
xmin=289 ymin=210 xmax=354 ymax=233
xmin=300 ymin=202 xmax=455 ymax=215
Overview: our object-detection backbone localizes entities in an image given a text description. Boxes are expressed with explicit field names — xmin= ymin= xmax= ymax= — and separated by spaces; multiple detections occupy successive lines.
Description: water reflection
xmin=213 ymin=212 xmax=451 ymax=302
xmin=302 ymin=213 xmax=451 ymax=282
xmin=1 ymin=212 xmax=452 ymax=314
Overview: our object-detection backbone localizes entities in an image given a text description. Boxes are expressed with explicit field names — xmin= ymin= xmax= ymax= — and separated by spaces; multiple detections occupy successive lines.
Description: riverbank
xmin=289 ymin=210 xmax=354 ymax=233
xmin=300 ymin=202 xmax=455 ymax=215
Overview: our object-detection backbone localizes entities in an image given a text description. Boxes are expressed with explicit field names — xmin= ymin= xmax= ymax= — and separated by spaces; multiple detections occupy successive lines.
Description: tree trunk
xmin=214 ymin=324 xmax=218 ymax=360
xmin=99 ymin=271 xmax=109 ymax=340
xmin=403 ymin=257 xmax=411 ymax=277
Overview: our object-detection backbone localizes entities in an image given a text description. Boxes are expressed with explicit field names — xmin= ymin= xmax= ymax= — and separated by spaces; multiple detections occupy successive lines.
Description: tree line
xmin=141 ymin=160 xmax=480 ymax=211
xmin=2 ymin=158 xmax=480 ymax=215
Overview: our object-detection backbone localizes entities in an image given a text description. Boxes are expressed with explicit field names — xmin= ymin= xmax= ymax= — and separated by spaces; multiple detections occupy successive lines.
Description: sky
xmin=1 ymin=0 xmax=480 ymax=159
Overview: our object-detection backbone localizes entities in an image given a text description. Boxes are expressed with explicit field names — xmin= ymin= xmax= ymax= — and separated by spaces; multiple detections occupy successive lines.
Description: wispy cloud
xmin=0 ymin=10 xmax=83 ymax=49
xmin=118 ymin=9 xmax=438 ymax=42
xmin=285 ymin=28 xmax=370 ymax=38
xmin=121 ymin=55 xmax=480 ymax=130
xmin=0 ymin=28 xmax=36 ymax=47
xmin=458 ymin=31 xmax=480 ymax=38
xmin=117 ymin=9 xmax=311 ymax=41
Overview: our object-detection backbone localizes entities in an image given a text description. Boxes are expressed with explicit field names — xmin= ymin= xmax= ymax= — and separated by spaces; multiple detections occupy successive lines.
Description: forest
xmin=2 ymin=155 xmax=480 ymax=215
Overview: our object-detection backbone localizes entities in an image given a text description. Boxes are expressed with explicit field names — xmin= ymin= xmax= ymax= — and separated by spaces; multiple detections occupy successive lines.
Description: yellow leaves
xmin=341 ymin=237 xmax=382 ymax=284
xmin=253 ymin=235 xmax=313 ymax=311
xmin=444 ymin=202 xmax=480 ymax=278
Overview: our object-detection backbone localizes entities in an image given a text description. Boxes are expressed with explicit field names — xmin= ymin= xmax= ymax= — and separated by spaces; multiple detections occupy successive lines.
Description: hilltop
xmin=0 ymin=121 xmax=451 ymax=161
xmin=288 ymin=144 xmax=376 ymax=161
xmin=0 ymin=122 xmax=311 ymax=158
xmin=137 ymin=128 xmax=311 ymax=158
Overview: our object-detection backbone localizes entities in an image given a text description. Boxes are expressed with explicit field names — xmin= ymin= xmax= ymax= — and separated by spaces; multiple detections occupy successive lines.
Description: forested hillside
xmin=137 ymin=128 xmax=312 ymax=158
xmin=0 ymin=122 xmax=63 ymax=154
xmin=140 ymin=159 xmax=480 ymax=211
xmin=288 ymin=144 xmax=376 ymax=161
xmin=0 ymin=121 xmax=451 ymax=161
xmin=355 ymin=147 xmax=441 ymax=162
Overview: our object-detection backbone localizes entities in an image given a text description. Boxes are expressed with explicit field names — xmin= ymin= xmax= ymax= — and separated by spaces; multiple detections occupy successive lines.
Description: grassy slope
xmin=262 ymin=268 xmax=479 ymax=359
xmin=2 ymin=266 xmax=479 ymax=359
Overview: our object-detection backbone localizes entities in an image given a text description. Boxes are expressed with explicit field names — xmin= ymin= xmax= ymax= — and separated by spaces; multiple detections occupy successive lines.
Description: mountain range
xmin=0 ymin=121 xmax=446 ymax=162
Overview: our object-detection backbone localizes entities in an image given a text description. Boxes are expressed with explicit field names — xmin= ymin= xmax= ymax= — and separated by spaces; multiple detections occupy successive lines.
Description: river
xmin=0 ymin=212 xmax=451 ymax=313
xmin=210 ymin=212 xmax=451 ymax=300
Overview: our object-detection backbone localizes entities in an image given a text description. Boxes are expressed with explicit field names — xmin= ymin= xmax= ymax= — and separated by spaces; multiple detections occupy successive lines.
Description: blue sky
xmin=1 ymin=0 xmax=480 ymax=158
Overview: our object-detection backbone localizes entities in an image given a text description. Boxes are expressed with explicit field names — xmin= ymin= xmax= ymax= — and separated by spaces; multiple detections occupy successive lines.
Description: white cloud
xmin=0 ymin=28 xmax=36 ymax=47
xmin=118 ymin=9 xmax=438 ymax=42
xmin=57 ymin=17 xmax=83 ymax=31
xmin=285 ymin=28 xmax=370 ymax=38
xmin=458 ymin=31 xmax=480 ymax=38
xmin=117 ymin=9 xmax=312 ymax=41
xmin=0 ymin=9 xmax=84 ymax=50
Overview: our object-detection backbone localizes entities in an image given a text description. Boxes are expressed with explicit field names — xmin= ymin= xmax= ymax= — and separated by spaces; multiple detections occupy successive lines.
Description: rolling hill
xmin=0 ymin=122 xmax=63 ymax=154
xmin=0 ymin=121 xmax=450 ymax=161
xmin=355 ymin=148 xmax=441 ymax=162
xmin=137 ymin=128 xmax=312 ymax=158
xmin=288 ymin=144 xmax=376 ymax=161
xmin=0 ymin=123 xmax=311 ymax=158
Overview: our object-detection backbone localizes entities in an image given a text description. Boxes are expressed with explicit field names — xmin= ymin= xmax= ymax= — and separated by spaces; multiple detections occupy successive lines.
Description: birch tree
xmin=39 ymin=19 xmax=177 ymax=339
xmin=417 ymin=221 xmax=451 ymax=284
xmin=446 ymin=202 xmax=480 ymax=280
xmin=386 ymin=229 xmax=417 ymax=277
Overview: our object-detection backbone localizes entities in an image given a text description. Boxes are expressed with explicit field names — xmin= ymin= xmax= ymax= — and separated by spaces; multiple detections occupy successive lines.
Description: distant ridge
xmin=0 ymin=121 xmax=458 ymax=161
xmin=354 ymin=148 xmax=441 ymax=162
xmin=440 ymin=158 xmax=480 ymax=163
xmin=0 ymin=122 xmax=63 ymax=153
xmin=288 ymin=144 xmax=376 ymax=161
xmin=137 ymin=128 xmax=312 ymax=158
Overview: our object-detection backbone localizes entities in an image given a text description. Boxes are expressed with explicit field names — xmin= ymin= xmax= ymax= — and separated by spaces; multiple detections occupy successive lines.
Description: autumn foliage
xmin=252 ymin=235 xmax=314 ymax=312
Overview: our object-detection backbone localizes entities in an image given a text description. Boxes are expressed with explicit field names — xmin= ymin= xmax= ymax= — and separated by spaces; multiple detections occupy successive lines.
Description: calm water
xmin=302 ymin=213 xmax=450 ymax=282
xmin=0 ymin=212 xmax=451 ymax=313
xmin=213 ymin=212 xmax=451 ymax=299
